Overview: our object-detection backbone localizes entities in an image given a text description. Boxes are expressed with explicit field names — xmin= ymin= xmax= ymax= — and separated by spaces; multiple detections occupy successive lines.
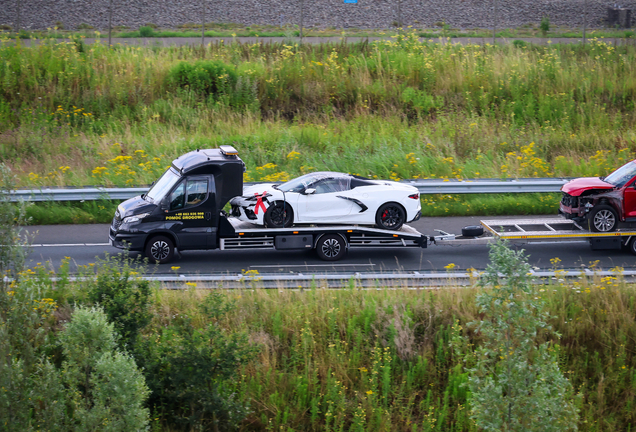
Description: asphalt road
xmin=24 ymin=216 xmax=636 ymax=276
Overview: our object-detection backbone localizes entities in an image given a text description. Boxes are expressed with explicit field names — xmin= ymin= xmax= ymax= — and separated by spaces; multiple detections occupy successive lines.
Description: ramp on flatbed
xmin=481 ymin=218 xmax=636 ymax=240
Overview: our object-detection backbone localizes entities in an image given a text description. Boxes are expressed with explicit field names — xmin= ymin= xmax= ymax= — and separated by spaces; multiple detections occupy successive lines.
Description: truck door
xmin=165 ymin=176 xmax=214 ymax=249
xmin=623 ymin=178 xmax=636 ymax=219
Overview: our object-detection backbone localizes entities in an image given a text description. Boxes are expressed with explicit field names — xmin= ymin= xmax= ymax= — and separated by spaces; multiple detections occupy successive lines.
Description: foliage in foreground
xmin=457 ymin=242 xmax=579 ymax=430
xmin=5 ymin=253 xmax=636 ymax=430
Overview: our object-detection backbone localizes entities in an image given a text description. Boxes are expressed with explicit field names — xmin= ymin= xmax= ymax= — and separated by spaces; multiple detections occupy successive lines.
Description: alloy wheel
xmin=321 ymin=238 xmax=341 ymax=258
xmin=151 ymin=240 xmax=171 ymax=260
xmin=381 ymin=206 xmax=401 ymax=228
xmin=593 ymin=209 xmax=616 ymax=232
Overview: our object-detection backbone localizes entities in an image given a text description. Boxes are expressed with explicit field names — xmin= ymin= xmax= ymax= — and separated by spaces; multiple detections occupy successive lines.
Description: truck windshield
xmin=604 ymin=161 xmax=636 ymax=188
xmin=146 ymin=168 xmax=181 ymax=202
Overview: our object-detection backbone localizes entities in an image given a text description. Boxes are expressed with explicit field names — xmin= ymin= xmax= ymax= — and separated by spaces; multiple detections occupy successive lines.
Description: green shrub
xmin=139 ymin=26 xmax=155 ymax=37
xmin=137 ymin=292 xmax=258 ymax=431
xmin=166 ymin=60 xmax=238 ymax=99
xmin=86 ymin=255 xmax=153 ymax=349
xmin=540 ymin=15 xmax=550 ymax=36
xmin=512 ymin=39 xmax=528 ymax=48
xmin=455 ymin=241 xmax=580 ymax=431
xmin=60 ymin=306 xmax=150 ymax=431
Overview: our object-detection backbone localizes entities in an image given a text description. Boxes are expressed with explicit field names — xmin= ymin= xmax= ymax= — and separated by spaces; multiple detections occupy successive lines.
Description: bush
xmin=540 ymin=15 xmax=550 ymax=36
xmin=85 ymin=255 xmax=153 ymax=350
xmin=139 ymin=26 xmax=155 ymax=37
xmin=166 ymin=60 xmax=238 ymax=99
xmin=454 ymin=241 xmax=580 ymax=431
xmin=60 ymin=306 xmax=150 ymax=431
xmin=137 ymin=293 xmax=258 ymax=431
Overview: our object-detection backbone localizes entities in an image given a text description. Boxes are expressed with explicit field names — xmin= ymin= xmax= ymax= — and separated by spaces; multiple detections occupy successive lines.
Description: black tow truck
xmin=109 ymin=146 xmax=428 ymax=264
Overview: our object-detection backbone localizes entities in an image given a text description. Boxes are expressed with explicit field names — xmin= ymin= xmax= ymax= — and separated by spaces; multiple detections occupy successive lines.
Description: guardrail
xmin=5 ymin=178 xmax=569 ymax=202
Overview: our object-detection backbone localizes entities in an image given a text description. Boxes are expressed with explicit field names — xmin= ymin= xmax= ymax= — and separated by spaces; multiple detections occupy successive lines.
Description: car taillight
xmin=408 ymin=193 xmax=419 ymax=199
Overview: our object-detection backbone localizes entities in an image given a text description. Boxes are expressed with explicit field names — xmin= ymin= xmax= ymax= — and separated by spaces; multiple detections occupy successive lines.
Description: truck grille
xmin=561 ymin=193 xmax=578 ymax=207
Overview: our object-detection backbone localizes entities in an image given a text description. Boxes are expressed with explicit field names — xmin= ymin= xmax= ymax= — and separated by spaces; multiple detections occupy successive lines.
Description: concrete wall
xmin=1 ymin=0 xmax=634 ymax=31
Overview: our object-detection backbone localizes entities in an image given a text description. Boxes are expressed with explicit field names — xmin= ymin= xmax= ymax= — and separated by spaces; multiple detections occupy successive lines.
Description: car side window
xmin=185 ymin=179 xmax=208 ymax=207
xmin=170 ymin=182 xmax=185 ymax=211
xmin=313 ymin=179 xmax=349 ymax=194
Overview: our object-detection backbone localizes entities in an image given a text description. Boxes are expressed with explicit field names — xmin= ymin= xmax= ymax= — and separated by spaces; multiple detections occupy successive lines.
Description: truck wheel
xmin=145 ymin=235 xmax=175 ymax=264
xmin=627 ymin=237 xmax=636 ymax=256
xmin=265 ymin=202 xmax=293 ymax=228
xmin=587 ymin=204 xmax=618 ymax=232
xmin=375 ymin=203 xmax=405 ymax=230
xmin=316 ymin=234 xmax=347 ymax=261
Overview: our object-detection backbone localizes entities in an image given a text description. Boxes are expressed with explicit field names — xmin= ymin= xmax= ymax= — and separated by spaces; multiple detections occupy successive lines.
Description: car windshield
xmin=604 ymin=161 xmax=636 ymax=188
xmin=276 ymin=173 xmax=332 ymax=193
xmin=146 ymin=168 xmax=181 ymax=202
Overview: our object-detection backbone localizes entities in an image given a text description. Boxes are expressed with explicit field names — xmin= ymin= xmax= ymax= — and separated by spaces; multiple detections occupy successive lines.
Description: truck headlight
xmin=123 ymin=213 xmax=150 ymax=224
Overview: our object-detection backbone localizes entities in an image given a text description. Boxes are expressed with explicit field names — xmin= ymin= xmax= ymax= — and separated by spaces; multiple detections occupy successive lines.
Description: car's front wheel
xmin=264 ymin=201 xmax=294 ymax=228
xmin=375 ymin=203 xmax=406 ymax=230
xmin=587 ymin=204 xmax=619 ymax=232
xmin=145 ymin=235 xmax=175 ymax=264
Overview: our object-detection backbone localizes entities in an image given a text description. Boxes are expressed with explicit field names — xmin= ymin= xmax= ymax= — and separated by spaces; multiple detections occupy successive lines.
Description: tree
xmin=60 ymin=306 xmax=150 ymax=431
xmin=0 ymin=163 xmax=30 ymax=287
xmin=540 ymin=15 xmax=551 ymax=38
xmin=458 ymin=241 xmax=580 ymax=431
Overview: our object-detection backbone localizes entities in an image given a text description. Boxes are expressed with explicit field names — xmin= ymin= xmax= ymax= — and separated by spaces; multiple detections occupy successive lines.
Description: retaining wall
xmin=1 ymin=0 xmax=634 ymax=31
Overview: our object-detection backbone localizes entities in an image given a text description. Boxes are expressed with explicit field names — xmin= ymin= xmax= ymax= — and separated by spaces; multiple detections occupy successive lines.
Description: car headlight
xmin=123 ymin=213 xmax=150 ymax=224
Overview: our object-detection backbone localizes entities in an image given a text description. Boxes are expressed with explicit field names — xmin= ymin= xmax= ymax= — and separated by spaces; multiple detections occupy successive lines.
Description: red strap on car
xmin=254 ymin=191 xmax=268 ymax=215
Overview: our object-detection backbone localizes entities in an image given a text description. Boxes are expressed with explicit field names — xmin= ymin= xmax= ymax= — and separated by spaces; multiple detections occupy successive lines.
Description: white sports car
xmin=229 ymin=172 xmax=421 ymax=230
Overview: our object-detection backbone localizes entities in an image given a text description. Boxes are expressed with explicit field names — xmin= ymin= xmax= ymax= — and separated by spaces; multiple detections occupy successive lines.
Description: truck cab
xmin=109 ymin=146 xmax=244 ymax=263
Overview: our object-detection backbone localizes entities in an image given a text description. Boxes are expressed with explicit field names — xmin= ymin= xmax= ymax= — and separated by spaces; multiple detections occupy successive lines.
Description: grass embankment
xmin=1 ymin=33 xmax=635 ymax=220
xmin=23 ymin=258 xmax=636 ymax=431
xmin=4 ymin=23 xmax=635 ymax=40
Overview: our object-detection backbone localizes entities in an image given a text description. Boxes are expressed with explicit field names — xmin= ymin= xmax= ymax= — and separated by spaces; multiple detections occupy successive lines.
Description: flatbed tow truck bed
xmin=432 ymin=217 xmax=636 ymax=254
xmin=221 ymin=218 xmax=427 ymax=251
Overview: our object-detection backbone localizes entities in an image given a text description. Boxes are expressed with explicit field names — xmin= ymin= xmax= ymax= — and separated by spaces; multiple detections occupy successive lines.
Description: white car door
xmin=296 ymin=178 xmax=354 ymax=222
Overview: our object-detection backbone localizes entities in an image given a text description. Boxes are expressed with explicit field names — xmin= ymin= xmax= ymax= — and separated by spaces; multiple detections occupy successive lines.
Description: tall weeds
xmin=1 ymin=34 xmax=635 ymax=186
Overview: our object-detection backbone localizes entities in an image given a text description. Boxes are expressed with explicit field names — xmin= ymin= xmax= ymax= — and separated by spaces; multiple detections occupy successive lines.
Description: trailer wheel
xmin=316 ymin=234 xmax=347 ymax=261
xmin=627 ymin=237 xmax=636 ymax=256
xmin=265 ymin=202 xmax=294 ymax=228
xmin=145 ymin=235 xmax=175 ymax=264
xmin=587 ymin=204 xmax=618 ymax=232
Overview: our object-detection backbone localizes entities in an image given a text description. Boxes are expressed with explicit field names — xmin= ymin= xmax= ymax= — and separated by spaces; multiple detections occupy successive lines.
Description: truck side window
xmin=186 ymin=179 xmax=208 ymax=207
xmin=170 ymin=182 xmax=185 ymax=211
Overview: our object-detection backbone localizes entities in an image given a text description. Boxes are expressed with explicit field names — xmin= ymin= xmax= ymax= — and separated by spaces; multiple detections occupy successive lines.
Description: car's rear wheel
xmin=375 ymin=203 xmax=406 ymax=230
xmin=145 ymin=235 xmax=175 ymax=264
xmin=264 ymin=201 xmax=294 ymax=228
xmin=316 ymin=234 xmax=347 ymax=261
xmin=587 ymin=204 xmax=618 ymax=232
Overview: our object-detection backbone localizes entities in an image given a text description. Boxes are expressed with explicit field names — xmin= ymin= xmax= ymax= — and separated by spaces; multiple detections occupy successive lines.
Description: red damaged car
xmin=560 ymin=160 xmax=636 ymax=232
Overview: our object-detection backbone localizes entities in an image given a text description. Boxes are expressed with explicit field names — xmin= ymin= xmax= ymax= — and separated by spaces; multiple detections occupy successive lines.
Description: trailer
xmin=431 ymin=217 xmax=636 ymax=255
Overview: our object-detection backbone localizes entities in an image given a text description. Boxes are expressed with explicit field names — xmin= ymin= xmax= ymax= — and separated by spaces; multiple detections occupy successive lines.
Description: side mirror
xmin=160 ymin=196 xmax=169 ymax=211
xmin=304 ymin=188 xmax=316 ymax=195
